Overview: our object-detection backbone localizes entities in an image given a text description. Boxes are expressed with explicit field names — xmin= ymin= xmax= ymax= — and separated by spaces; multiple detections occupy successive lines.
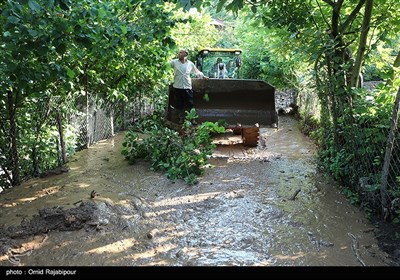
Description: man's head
xmin=178 ymin=49 xmax=188 ymax=60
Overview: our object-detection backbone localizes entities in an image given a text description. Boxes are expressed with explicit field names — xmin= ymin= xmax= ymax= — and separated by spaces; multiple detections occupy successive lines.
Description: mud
xmin=0 ymin=116 xmax=397 ymax=266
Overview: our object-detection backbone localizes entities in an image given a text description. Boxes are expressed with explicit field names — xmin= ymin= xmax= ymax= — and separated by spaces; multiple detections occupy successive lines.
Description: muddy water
xmin=0 ymin=116 xmax=394 ymax=266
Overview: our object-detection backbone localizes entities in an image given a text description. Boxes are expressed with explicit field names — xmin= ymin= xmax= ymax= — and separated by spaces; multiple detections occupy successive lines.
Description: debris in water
xmin=90 ymin=190 xmax=99 ymax=199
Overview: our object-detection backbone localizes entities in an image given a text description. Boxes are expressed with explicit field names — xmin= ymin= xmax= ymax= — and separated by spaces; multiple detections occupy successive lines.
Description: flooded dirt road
xmin=0 ymin=116 xmax=395 ymax=266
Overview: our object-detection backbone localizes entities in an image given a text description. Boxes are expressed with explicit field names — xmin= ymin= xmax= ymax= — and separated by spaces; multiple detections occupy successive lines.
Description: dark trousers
xmin=174 ymin=88 xmax=194 ymax=111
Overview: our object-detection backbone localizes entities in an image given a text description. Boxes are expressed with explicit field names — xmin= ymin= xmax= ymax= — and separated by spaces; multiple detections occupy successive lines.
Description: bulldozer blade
xmin=167 ymin=79 xmax=278 ymax=126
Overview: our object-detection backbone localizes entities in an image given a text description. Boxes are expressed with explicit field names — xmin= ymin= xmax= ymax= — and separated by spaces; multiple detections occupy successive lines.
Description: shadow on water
xmin=0 ymin=116 xmax=396 ymax=266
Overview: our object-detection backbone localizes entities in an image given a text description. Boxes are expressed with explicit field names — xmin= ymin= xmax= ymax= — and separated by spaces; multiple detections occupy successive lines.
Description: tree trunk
xmin=121 ymin=101 xmax=126 ymax=130
xmin=330 ymin=0 xmax=343 ymax=38
xmin=31 ymin=130 xmax=39 ymax=177
xmin=350 ymin=0 xmax=373 ymax=88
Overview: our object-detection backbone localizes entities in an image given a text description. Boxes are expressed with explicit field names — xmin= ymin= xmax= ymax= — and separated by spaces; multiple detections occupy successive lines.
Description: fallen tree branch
xmin=73 ymin=200 xmax=82 ymax=205
xmin=289 ymin=189 xmax=301 ymax=200
xmin=348 ymin=232 xmax=366 ymax=266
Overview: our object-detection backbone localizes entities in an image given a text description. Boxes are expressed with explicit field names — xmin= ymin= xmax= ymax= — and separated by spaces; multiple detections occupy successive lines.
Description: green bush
xmin=121 ymin=109 xmax=225 ymax=185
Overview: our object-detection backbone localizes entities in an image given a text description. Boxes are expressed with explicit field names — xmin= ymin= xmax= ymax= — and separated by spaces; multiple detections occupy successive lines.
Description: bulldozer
xmin=166 ymin=48 xmax=278 ymax=145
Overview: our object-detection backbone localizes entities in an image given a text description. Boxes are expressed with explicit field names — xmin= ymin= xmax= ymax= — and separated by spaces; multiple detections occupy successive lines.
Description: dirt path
xmin=0 ymin=116 xmax=396 ymax=266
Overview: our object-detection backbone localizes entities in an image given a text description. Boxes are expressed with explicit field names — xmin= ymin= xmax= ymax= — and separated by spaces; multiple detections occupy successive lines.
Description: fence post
xmin=110 ymin=109 xmax=114 ymax=136
xmin=381 ymin=86 xmax=400 ymax=219
xmin=86 ymin=93 xmax=90 ymax=148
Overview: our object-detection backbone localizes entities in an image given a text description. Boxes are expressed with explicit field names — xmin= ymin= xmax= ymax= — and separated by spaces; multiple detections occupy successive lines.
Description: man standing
xmin=213 ymin=57 xmax=228 ymax=79
xmin=170 ymin=49 xmax=207 ymax=123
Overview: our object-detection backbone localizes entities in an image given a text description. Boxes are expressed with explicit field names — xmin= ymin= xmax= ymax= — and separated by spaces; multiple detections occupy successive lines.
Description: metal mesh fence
xmin=69 ymin=99 xmax=114 ymax=150
xmin=352 ymin=116 xmax=400 ymax=216
xmin=297 ymin=81 xmax=400 ymax=217
xmin=69 ymin=94 xmax=154 ymax=151
xmin=0 ymin=91 xmax=156 ymax=190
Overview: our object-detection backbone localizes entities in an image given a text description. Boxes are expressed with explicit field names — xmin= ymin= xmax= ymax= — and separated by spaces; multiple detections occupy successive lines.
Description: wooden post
xmin=110 ymin=109 xmax=114 ymax=137
xmin=242 ymin=124 xmax=260 ymax=147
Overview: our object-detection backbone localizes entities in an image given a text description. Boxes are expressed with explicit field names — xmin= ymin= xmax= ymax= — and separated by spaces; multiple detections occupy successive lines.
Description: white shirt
xmin=170 ymin=59 xmax=204 ymax=89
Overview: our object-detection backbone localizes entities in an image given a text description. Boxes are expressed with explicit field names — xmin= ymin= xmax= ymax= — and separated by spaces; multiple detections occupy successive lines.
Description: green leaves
xmin=28 ymin=0 xmax=41 ymax=13
xmin=118 ymin=25 xmax=128 ymax=35
xmin=180 ymin=0 xmax=192 ymax=11
xmin=122 ymin=110 xmax=224 ymax=185
xmin=7 ymin=16 xmax=20 ymax=24
xmin=28 ymin=29 xmax=38 ymax=37
xmin=98 ymin=8 xmax=106 ymax=18
xmin=226 ymin=0 xmax=244 ymax=13
xmin=65 ymin=67 xmax=75 ymax=79
xmin=216 ymin=0 xmax=228 ymax=13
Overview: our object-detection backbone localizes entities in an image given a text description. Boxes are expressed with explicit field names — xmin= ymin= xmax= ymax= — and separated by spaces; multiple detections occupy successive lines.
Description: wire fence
xmin=298 ymin=81 xmax=400 ymax=219
xmin=69 ymin=99 xmax=114 ymax=151
xmin=0 ymin=92 xmax=155 ymax=191
xmin=69 ymin=94 xmax=155 ymax=152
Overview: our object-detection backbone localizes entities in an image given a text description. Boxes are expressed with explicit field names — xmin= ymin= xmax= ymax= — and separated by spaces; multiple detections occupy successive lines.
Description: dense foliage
xmin=215 ymin=0 xmax=400 ymax=220
xmin=0 ymin=0 xmax=217 ymax=188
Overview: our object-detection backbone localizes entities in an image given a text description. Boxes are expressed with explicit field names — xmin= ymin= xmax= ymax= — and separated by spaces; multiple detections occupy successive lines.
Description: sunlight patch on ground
xmin=85 ymin=237 xmax=137 ymax=254
xmin=274 ymin=252 xmax=306 ymax=260
xmin=52 ymin=240 xmax=74 ymax=250
xmin=10 ymin=186 xmax=62 ymax=205
xmin=92 ymin=196 xmax=115 ymax=205
xmin=144 ymin=260 xmax=171 ymax=266
xmin=120 ymin=214 xmax=136 ymax=220
xmin=130 ymin=243 xmax=177 ymax=260
xmin=115 ymin=199 xmax=132 ymax=205
xmin=153 ymin=233 xmax=180 ymax=244
xmin=77 ymin=182 xmax=91 ymax=189
xmin=158 ymin=226 xmax=189 ymax=238
xmin=152 ymin=191 xmax=222 ymax=207
xmin=221 ymin=177 xmax=240 ymax=183
xmin=145 ymin=208 xmax=176 ymax=218
xmin=36 ymin=186 xmax=60 ymax=197
xmin=183 ymin=245 xmax=269 ymax=266
xmin=68 ymin=166 xmax=81 ymax=171
xmin=22 ymin=235 xmax=49 ymax=251
xmin=1 ymin=202 xmax=18 ymax=207
xmin=17 ymin=197 xmax=37 ymax=203
xmin=253 ymin=259 xmax=274 ymax=266
xmin=88 ymin=141 xmax=110 ymax=148
xmin=221 ymin=190 xmax=245 ymax=198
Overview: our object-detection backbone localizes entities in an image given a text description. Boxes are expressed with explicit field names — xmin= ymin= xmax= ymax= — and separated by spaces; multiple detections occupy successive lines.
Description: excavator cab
xmin=197 ymin=48 xmax=242 ymax=79
xmin=167 ymin=48 xmax=278 ymax=128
